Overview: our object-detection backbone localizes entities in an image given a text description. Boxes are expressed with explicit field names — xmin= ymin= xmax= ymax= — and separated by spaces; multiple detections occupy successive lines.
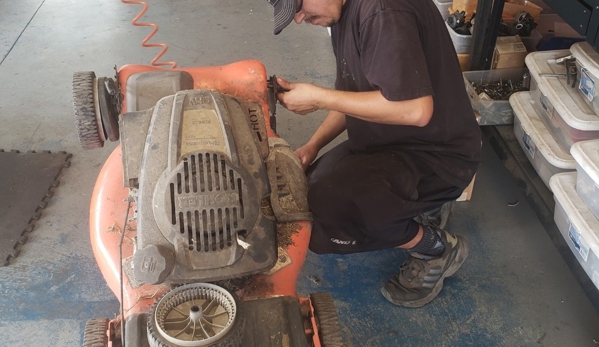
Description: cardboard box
xmin=554 ymin=22 xmax=582 ymax=38
xmin=491 ymin=36 xmax=528 ymax=69
xmin=537 ymin=14 xmax=583 ymax=38
xmin=458 ymin=53 xmax=470 ymax=71
xmin=451 ymin=0 xmax=477 ymax=20
xmin=457 ymin=174 xmax=476 ymax=202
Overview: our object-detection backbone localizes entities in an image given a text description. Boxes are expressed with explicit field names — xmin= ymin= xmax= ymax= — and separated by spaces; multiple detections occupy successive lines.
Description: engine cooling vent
xmin=167 ymin=152 xmax=247 ymax=253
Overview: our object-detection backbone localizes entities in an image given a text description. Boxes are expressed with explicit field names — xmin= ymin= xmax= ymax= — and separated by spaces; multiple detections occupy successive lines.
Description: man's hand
xmin=277 ymin=78 xmax=323 ymax=115
xmin=294 ymin=143 xmax=319 ymax=171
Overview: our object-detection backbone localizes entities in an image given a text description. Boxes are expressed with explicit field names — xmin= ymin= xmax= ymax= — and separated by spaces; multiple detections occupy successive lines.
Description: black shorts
xmin=306 ymin=141 xmax=463 ymax=254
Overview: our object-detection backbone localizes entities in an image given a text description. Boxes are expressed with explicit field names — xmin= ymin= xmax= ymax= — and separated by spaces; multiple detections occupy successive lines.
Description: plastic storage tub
xmin=571 ymin=42 xmax=599 ymax=117
xmin=434 ymin=0 xmax=452 ymax=20
xmin=571 ymin=139 xmax=599 ymax=220
xmin=463 ymin=68 xmax=528 ymax=125
xmin=510 ymin=91 xmax=576 ymax=189
xmin=549 ymin=172 xmax=599 ymax=291
xmin=526 ymin=49 xmax=566 ymax=131
xmin=446 ymin=22 xmax=471 ymax=54
xmin=526 ymin=50 xmax=599 ymax=151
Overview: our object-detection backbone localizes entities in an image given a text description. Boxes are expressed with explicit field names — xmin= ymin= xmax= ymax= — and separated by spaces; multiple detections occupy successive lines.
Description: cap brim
xmin=273 ymin=0 xmax=296 ymax=35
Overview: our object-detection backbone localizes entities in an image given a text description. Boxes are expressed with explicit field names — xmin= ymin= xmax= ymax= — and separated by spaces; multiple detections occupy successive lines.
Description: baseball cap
xmin=268 ymin=0 xmax=297 ymax=35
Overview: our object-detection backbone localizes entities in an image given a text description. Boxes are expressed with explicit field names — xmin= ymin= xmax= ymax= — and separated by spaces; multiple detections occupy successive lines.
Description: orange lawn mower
xmin=72 ymin=4 xmax=343 ymax=347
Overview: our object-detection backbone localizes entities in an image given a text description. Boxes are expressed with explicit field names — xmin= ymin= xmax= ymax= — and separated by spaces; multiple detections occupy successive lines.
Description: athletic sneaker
xmin=380 ymin=229 xmax=469 ymax=308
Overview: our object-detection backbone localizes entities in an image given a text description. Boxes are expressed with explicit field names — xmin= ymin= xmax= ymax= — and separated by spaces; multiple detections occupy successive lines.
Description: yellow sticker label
xmin=180 ymin=109 xmax=226 ymax=158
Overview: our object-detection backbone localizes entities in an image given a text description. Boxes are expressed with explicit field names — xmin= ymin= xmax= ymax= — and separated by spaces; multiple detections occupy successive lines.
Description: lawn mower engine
xmin=73 ymin=61 xmax=343 ymax=347
xmin=124 ymin=82 xmax=281 ymax=285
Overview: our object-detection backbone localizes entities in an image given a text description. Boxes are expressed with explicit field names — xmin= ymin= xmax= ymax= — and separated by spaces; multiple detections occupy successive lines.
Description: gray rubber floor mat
xmin=0 ymin=150 xmax=72 ymax=266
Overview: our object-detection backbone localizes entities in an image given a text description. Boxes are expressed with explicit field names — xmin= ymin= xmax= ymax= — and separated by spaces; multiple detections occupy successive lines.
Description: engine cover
xmin=130 ymin=89 xmax=276 ymax=284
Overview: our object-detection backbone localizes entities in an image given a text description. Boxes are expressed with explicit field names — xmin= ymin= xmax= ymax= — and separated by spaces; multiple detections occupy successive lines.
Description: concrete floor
xmin=0 ymin=0 xmax=598 ymax=346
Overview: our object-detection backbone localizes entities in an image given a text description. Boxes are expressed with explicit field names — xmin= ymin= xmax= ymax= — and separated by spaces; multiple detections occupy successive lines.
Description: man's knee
xmin=308 ymin=178 xmax=342 ymax=212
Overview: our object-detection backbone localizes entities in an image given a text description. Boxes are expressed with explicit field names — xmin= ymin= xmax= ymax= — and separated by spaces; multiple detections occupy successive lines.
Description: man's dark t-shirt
xmin=331 ymin=0 xmax=481 ymax=188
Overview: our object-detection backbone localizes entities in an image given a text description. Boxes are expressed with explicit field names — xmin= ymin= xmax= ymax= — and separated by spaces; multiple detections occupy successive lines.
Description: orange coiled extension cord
xmin=121 ymin=0 xmax=177 ymax=68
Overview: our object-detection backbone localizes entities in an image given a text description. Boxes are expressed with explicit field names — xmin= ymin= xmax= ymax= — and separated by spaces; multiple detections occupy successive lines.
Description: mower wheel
xmin=310 ymin=292 xmax=344 ymax=347
xmin=83 ymin=318 xmax=109 ymax=347
xmin=96 ymin=77 xmax=120 ymax=142
xmin=73 ymin=71 xmax=104 ymax=149
xmin=148 ymin=283 xmax=244 ymax=347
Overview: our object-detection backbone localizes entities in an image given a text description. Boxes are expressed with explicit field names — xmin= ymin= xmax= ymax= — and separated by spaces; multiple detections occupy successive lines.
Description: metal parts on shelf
xmin=472 ymin=77 xmax=529 ymax=101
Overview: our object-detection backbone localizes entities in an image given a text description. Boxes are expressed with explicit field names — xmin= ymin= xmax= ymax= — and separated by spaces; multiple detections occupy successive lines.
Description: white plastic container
xmin=549 ymin=172 xmax=599 ymax=291
xmin=570 ymin=139 xmax=599 ymax=220
xmin=446 ymin=22 xmax=471 ymax=54
xmin=463 ymin=68 xmax=528 ymax=125
xmin=571 ymin=42 xmax=599 ymax=117
xmin=510 ymin=91 xmax=576 ymax=189
xmin=434 ymin=0 xmax=452 ymax=20
xmin=526 ymin=50 xmax=567 ymax=112
xmin=526 ymin=50 xmax=599 ymax=151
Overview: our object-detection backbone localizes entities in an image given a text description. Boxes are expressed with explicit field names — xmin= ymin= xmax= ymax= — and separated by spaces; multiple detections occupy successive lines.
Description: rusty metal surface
xmin=0 ymin=150 xmax=71 ymax=266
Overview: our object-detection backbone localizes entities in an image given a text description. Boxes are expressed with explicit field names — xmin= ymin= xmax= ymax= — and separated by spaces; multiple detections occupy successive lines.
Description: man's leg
xmin=306 ymin=149 xmax=429 ymax=254
xmin=380 ymin=172 xmax=469 ymax=308
xmin=380 ymin=223 xmax=469 ymax=307
xmin=413 ymin=201 xmax=455 ymax=230
xmin=305 ymin=140 xmax=353 ymax=186
xmin=306 ymin=147 xmax=469 ymax=307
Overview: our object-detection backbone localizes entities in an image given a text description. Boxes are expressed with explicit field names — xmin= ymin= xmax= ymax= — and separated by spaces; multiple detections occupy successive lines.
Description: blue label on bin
xmin=568 ymin=221 xmax=589 ymax=262
xmin=579 ymin=68 xmax=596 ymax=102
xmin=539 ymin=93 xmax=553 ymax=120
xmin=522 ymin=132 xmax=536 ymax=159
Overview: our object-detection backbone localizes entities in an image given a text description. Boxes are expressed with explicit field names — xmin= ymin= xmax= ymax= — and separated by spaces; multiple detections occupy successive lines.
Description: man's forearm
xmin=276 ymin=78 xmax=432 ymax=127
xmin=307 ymin=110 xmax=347 ymax=151
xmin=317 ymin=89 xmax=433 ymax=127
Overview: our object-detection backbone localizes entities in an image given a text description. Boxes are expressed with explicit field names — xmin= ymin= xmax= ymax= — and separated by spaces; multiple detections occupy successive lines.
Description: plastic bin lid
xmin=571 ymin=139 xmax=599 ymax=186
xmin=525 ymin=50 xmax=571 ymax=80
xmin=571 ymin=42 xmax=599 ymax=80
xmin=549 ymin=172 xmax=599 ymax=251
xmin=526 ymin=51 xmax=599 ymax=131
xmin=510 ymin=91 xmax=576 ymax=169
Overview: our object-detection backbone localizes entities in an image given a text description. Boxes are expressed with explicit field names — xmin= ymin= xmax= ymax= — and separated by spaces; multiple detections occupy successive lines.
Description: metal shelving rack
xmin=468 ymin=0 xmax=599 ymax=311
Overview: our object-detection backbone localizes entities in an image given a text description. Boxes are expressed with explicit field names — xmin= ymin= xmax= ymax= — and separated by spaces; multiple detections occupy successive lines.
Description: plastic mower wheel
xmin=148 ymin=283 xmax=244 ymax=347
xmin=73 ymin=71 xmax=104 ymax=149
xmin=310 ymin=292 xmax=343 ymax=347
xmin=83 ymin=318 xmax=109 ymax=347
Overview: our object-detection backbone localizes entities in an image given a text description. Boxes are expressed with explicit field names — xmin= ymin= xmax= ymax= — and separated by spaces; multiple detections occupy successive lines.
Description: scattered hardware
xmin=514 ymin=11 xmax=537 ymax=36
xmin=522 ymin=72 xmax=530 ymax=89
xmin=556 ymin=54 xmax=574 ymax=64
xmin=472 ymin=77 xmax=530 ymax=101
xmin=541 ymin=57 xmax=579 ymax=87
xmin=449 ymin=10 xmax=537 ymax=38
xmin=447 ymin=10 xmax=474 ymax=35
xmin=564 ymin=57 xmax=579 ymax=88
xmin=498 ymin=11 xmax=537 ymax=37
xmin=447 ymin=10 xmax=467 ymax=30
